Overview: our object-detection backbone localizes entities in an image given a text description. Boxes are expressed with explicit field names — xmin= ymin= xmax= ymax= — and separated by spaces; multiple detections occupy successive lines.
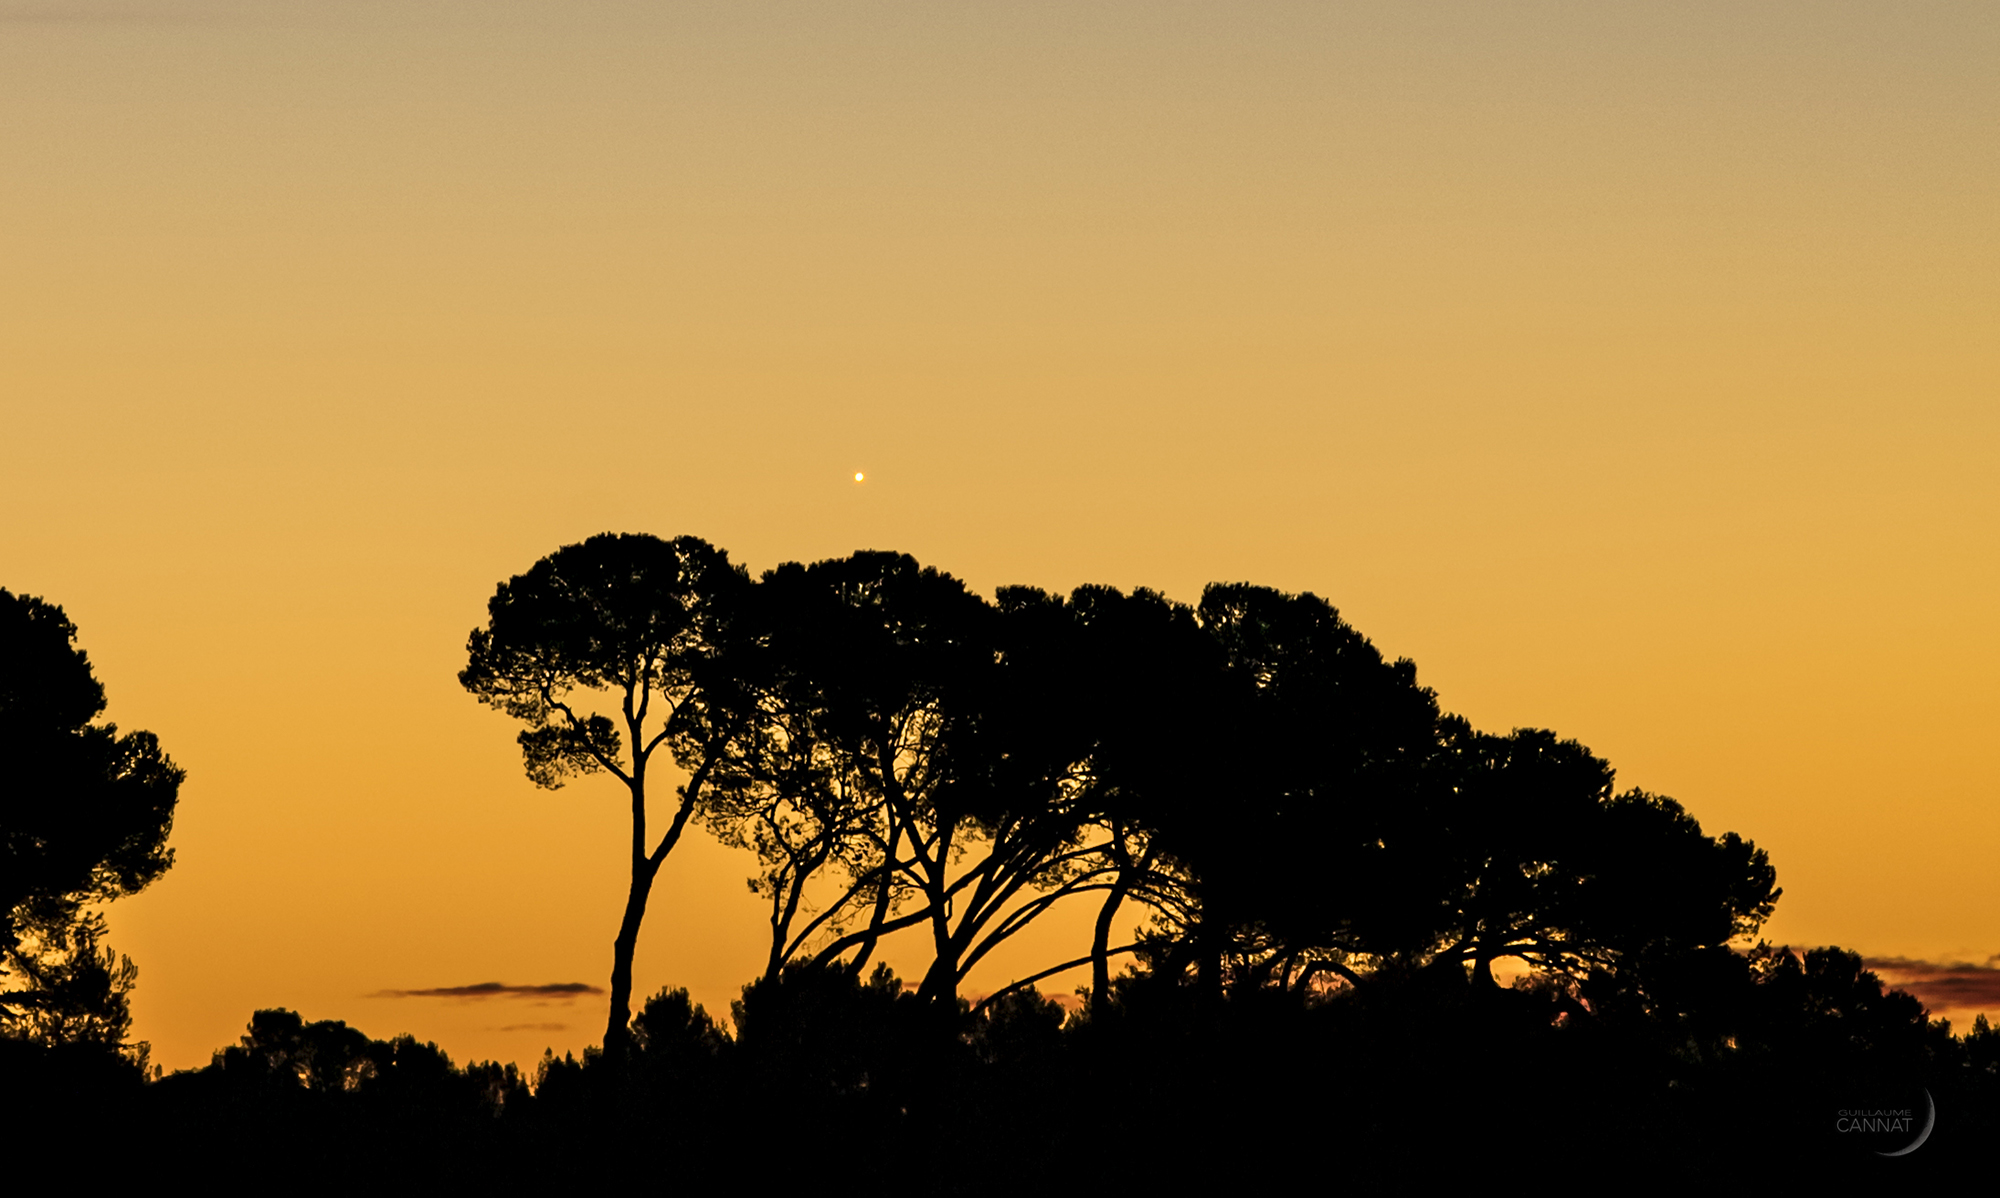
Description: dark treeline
xmin=4 ymin=539 xmax=1995 ymax=1184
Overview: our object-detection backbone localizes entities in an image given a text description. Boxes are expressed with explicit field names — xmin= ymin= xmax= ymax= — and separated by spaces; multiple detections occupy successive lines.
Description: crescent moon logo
xmin=1877 ymin=1088 xmax=1935 ymax=1157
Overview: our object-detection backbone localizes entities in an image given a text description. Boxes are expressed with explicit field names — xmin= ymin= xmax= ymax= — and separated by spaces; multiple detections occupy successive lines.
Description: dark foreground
xmin=7 ymin=950 xmax=1995 ymax=1188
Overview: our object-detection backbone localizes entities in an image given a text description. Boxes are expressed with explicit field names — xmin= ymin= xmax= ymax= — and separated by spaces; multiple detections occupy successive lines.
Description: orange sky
xmin=3 ymin=1 xmax=1996 ymax=1070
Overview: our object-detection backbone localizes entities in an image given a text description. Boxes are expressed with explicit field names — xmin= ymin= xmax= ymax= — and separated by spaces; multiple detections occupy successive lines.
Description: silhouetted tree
xmin=708 ymin=557 xmax=1188 ymax=1011
xmin=899 ymin=581 xmax=1143 ymax=1008
xmin=1419 ymin=725 xmax=1779 ymax=993
xmin=961 ymin=583 xmax=1221 ymax=1014
xmin=1112 ymin=583 xmax=1446 ymax=999
xmin=2 ymin=916 xmax=140 ymax=1051
xmin=629 ymin=985 xmax=729 ymax=1089
xmin=0 ymin=588 xmax=180 ymax=1057
xmin=1099 ymin=587 xmax=1780 ymax=1012
xmin=459 ymin=534 xmax=751 ymax=1049
xmin=1048 ymin=586 xmax=1224 ymax=1012
xmin=703 ymin=552 xmax=998 ymax=1004
xmin=693 ymin=570 xmax=892 ymax=982
xmin=213 ymin=1007 xmax=377 ymax=1093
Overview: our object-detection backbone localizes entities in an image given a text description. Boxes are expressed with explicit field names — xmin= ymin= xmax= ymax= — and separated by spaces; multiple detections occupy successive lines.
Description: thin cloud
xmin=497 ymin=1022 xmax=568 ymax=1033
xmin=1866 ymin=955 xmax=2000 ymax=1013
xmin=370 ymin=981 xmax=604 ymax=1001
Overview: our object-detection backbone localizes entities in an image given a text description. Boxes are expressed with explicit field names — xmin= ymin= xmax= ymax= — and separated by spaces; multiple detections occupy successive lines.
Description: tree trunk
xmin=762 ymin=883 xmax=788 ymax=984
xmin=914 ymin=812 xmax=957 ymax=1007
xmin=916 ymin=910 xmax=960 ymax=1006
xmin=848 ymin=822 xmax=903 ymax=975
xmin=604 ymin=859 xmax=660 ymax=1052
xmin=1470 ymin=944 xmax=1498 ymax=989
xmin=913 ymin=877 xmax=967 ymax=1007
xmin=1090 ymin=873 xmax=1132 ymax=1016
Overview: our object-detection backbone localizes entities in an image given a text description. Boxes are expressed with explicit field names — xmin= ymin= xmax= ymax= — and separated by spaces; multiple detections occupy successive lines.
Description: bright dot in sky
xmin=854 ymin=472 xmax=865 ymax=482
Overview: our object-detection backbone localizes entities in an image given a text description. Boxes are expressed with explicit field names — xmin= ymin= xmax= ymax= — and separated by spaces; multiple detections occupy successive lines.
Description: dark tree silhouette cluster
xmin=459 ymin=537 xmax=1781 ymax=1036
xmin=5 ymin=546 xmax=1995 ymax=1185
xmin=113 ymin=950 xmax=2000 ymax=1186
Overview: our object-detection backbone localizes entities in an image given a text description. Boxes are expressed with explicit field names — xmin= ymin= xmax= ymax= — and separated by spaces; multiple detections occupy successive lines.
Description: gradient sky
xmin=3 ymin=1 xmax=1995 ymax=1070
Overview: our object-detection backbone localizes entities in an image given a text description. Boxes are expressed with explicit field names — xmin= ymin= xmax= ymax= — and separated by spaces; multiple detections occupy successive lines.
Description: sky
xmin=2 ymin=0 xmax=1995 ymax=1071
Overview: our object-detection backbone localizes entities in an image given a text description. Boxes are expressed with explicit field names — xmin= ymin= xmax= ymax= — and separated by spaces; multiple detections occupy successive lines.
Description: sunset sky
xmin=3 ymin=1 xmax=1995 ymax=1071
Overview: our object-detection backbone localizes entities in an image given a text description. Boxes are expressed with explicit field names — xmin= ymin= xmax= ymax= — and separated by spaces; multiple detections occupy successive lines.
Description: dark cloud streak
xmin=371 ymin=981 xmax=604 ymax=1001
xmin=1866 ymin=955 xmax=2000 ymax=1013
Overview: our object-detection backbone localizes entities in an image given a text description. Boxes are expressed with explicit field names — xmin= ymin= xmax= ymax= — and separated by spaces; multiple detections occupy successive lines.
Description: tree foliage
xmin=0 ymin=589 xmax=180 ymax=1054
xmin=680 ymin=558 xmax=1779 ymax=1024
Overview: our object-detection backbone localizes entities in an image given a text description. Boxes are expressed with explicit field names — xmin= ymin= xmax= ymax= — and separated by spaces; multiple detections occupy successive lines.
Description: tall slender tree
xmin=459 ymin=533 xmax=750 ymax=1050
